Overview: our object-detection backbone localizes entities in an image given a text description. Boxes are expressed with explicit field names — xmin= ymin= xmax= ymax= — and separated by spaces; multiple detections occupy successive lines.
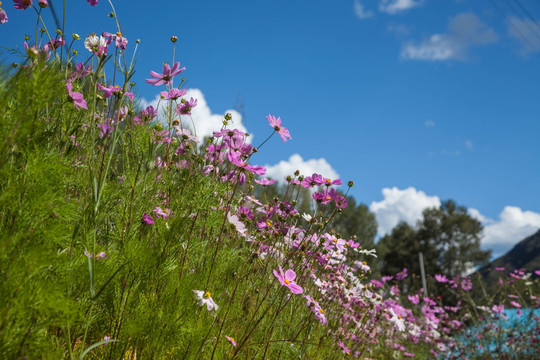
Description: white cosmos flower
xmin=193 ymin=290 xmax=219 ymax=311
xmin=387 ymin=308 xmax=406 ymax=332
xmin=84 ymin=34 xmax=108 ymax=53
xmin=355 ymin=248 xmax=377 ymax=258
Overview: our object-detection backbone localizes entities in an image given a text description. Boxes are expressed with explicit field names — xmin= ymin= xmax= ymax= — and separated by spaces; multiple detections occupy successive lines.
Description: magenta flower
xmin=176 ymin=97 xmax=197 ymax=115
xmin=266 ymin=114 xmax=291 ymax=142
xmin=146 ymin=62 xmax=185 ymax=86
xmin=38 ymin=0 xmax=47 ymax=8
xmin=13 ymin=0 xmax=32 ymax=10
xmin=142 ymin=213 xmax=154 ymax=225
xmin=161 ymin=88 xmax=187 ymax=100
xmin=87 ymin=0 xmax=98 ymax=5
xmin=273 ymin=266 xmax=303 ymax=294
xmin=66 ymin=81 xmax=87 ymax=110
xmin=0 ymin=9 xmax=7 ymax=24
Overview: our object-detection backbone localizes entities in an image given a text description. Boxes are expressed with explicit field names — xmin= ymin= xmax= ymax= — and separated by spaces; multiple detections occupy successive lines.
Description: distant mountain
xmin=477 ymin=229 xmax=540 ymax=286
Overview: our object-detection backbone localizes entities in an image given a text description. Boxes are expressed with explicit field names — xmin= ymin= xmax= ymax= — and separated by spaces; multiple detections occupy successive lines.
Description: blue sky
xmin=1 ymin=0 xmax=539 ymax=257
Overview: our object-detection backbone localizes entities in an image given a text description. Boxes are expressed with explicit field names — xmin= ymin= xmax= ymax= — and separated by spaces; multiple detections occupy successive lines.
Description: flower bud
xmin=56 ymin=28 xmax=62 ymax=35
xmin=170 ymin=35 xmax=178 ymax=43
xmin=347 ymin=180 xmax=354 ymax=187
xmin=24 ymin=35 xmax=30 ymax=41
xmin=39 ymin=28 xmax=46 ymax=33
xmin=136 ymin=39 xmax=140 ymax=44
xmin=294 ymin=169 xmax=300 ymax=176
xmin=224 ymin=112 xmax=232 ymax=121
xmin=39 ymin=0 xmax=48 ymax=8
xmin=109 ymin=12 xmax=115 ymax=18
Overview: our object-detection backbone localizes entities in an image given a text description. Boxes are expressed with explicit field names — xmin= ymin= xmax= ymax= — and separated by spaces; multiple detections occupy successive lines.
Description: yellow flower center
xmin=116 ymin=32 xmax=122 ymax=37
xmin=319 ymin=309 xmax=324 ymax=314
xmin=204 ymin=291 xmax=211 ymax=298
xmin=326 ymin=179 xmax=331 ymax=183
xmin=284 ymin=279 xmax=290 ymax=284
xmin=333 ymin=239 xmax=337 ymax=243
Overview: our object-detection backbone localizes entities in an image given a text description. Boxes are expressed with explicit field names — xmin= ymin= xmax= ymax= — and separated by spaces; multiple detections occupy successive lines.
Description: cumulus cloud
xmin=264 ymin=154 xmax=340 ymax=183
xmin=401 ymin=13 xmax=497 ymax=61
xmin=370 ymin=186 xmax=540 ymax=257
xmin=142 ymin=88 xmax=249 ymax=143
xmin=507 ymin=16 xmax=540 ymax=54
xmin=379 ymin=0 xmax=421 ymax=15
xmin=470 ymin=206 xmax=540 ymax=257
xmin=354 ymin=0 xmax=374 ymax=19
xmin=369 ymin=187 xmax=441 ymax=236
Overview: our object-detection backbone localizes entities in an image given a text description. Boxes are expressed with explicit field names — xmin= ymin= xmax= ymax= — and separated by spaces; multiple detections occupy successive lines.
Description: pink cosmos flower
xmin=177 ymin=97 xmax=197 ymax=115
xmin=273 ymin=266 xmax=303 ymax=294
xmin=0 ymin=9 xmax=7 ymax=24
xmin=68 ymin=62 xmax=92 ymax=81
xmin=492 ymin=304 xmax=504 ymax=314
xmin=114 ymin=33 xmax=127 ymax=50
xmin=87 ymin=0 xmax=98 ymax=5
xmin=133 ymin=106 xmax=157 ymax=125
xmin=434 ymin=274 xmax=448 ymax=283
xmin=161 ymin=88 xmax=187 ymax=100
xmin=14 ymin=0 xmax=32 ymax=10
xmin=153 ymin=206 xmax=170 ymax=219
xmin=266 ymin=114 xmax=291 ymax=142
xmin=146 ymin=62 xmax=185 ymax=86
xmin=461 ymin=278 xmax=473 ymax=291
xmin=97 ymin=83 xmax=121 ymax=98
xmin=408 ymin=294 xmax=420 ymax=305
xmin=66 ymin=81 xmax=87 ymax=110
xmin=254 ymin=178 xmax=276 ymax=186
xmin=38 ymin=0 xmax=48 ymax=8
xmin=225 ymin=336 xmax=236 ymax=346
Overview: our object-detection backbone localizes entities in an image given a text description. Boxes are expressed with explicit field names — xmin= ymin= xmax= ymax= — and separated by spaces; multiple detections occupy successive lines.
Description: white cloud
xmin=507 ymin=16 xmax=540 ymax=54
xmin=142 ymin=89 xmax=249 ymax=143
xmin=424 ymin=120 xmax=435 ymax=127
xmin=264 ymin=154 xmax=340 ymax=183
xmin=354 ymin=0 xmax=374 ymax=19
xmin=470 ymin=206 xmax=540 ymax=256
xmin=464 ymin=139 xmax=473 ymax=150
xmin=369 ymin=187 xmax=441 ymax=235
xmin=379 ymin=0 xmax=421 ymax=15
xmin=401 ymin=13 xmax=497 ymax=61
